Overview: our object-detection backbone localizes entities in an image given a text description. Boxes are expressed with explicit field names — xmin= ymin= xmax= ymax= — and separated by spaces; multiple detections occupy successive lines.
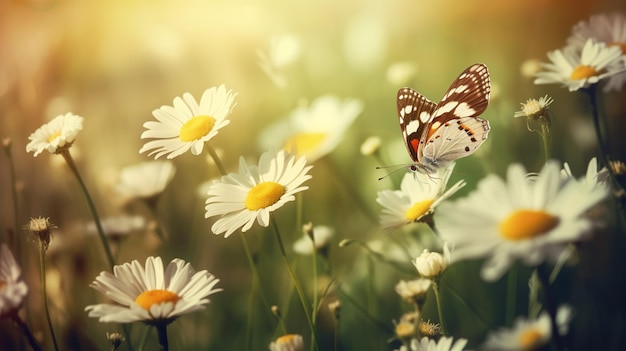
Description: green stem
xmin=206 ymin=144 xmax=228 ymax=176
xmin=431 ymin=280 xmax=448 ymax=336
xmin=38 ymin=244 xmax=60 ymax=351
xmin=270 ymin=217 xmax=320 ymax=351
xmin=60 ymin=150 xmax=115 ymax=270
xmin=540 ymin=123 xmax=551 ymax=164
xmin=240 ymin=234 xmax=273 ymax=349
xmin=337 ymin=288 xmax=393 ymax=333
xmin=536 ymin=265 xmax=564 ymax=351
xmin=584 ymin=87 xmax=622 ymax=193
xmin=155 ymin=323 xmax=169 ymax=351
xmin=11 ymin=313 xmax=44 ymax=351
xmin=505 ymin=264 xmax=519 ymax=326
xmin=310 ymin=240 xmax=319 ymax=351
xmin=2 ymin=140 xmax=20 ymax=257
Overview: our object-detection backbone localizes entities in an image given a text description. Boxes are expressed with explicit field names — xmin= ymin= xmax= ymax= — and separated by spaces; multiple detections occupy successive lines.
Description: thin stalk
xmin=431 ymin=280 xmax=448 ymax=336
xmin=60 ymin=150 xmax=115 ymax=269
xmin=536 ymin=264 xmax=564 ymax=351
xmin=38 ymin=244 xmax=60 ymax=351
xmin=310 ymin=241 xmax=319 ymax=351
xmin=2 ymin=140 xmax=20 ymax=255
xmin=155 ymin=323 xmax=169 ymax=351
xmin=270 ymin=217 xmax=320 ymax=351
xmin=505 ymin=264 xmax=519 ymax=326
xmin=12 ymin=314 xmax=44 ymax=351
xmin=540 ymin=123 xmax=551 ymax=164
xmin=206 ymin=144 xmax=227 ymax=176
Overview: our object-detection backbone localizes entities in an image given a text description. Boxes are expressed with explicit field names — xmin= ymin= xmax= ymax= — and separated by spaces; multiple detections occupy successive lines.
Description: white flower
xmin=386 ymin=61 xmax=418 ymax=86
xmin=396 ymin=336 xmax=468 ymax=351
xmin=513 ymin=95 xmax=554 ymax=119
xmin=85 ymin=256 xmax=221 ymax=323
xmin=269 ymin=334 xmax=304 ymax=351
xmin=0 ymin=244 xmax=28 ymax=317
xmin=395 ymin=278 xmax=432 ymax=305
xmin=204 ymin=149 xmax=312 ymax=237
xmin=437 ymin=161 xmax=610 ymax=281
xmin=534 ymin=39 xmax=624 ymax=91
xmin=258 ymin=34 xmax=302 ymax=88
xmin=376 ymin=165 xmax=465 ymax=229
xmin=293 ymin=225 xmax=334 ymax=255
xmin=567 ymin=13 xmax=626 ymax=92
xmin=140 ymin=85 xmax=237 ymax=159
xmin=258 ymin=95 xmax=363 ymax=163
xmin=481 ymin=306 xmax=572 ymax=351
xmin=360 ymin=136 xmax=382 ymax=156
xmin=562 ymin=157 xmax=610 ymax=191
xmin=413 ymin=244 xmax=451 ymax=279
xmin=86 ymin=215 xmax=147 ymax=238
xmin=26 ymin=112 xmax=84 ymax=156
xmin=116 ymin=161 xmax=176 ymax=200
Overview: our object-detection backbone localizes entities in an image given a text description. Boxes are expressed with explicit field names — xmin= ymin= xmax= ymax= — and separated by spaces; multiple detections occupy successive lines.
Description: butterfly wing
xmin=396 ymin=87 xmax=437 ymax=163
xmin=421 ymin=63 xmax=491 ymax=163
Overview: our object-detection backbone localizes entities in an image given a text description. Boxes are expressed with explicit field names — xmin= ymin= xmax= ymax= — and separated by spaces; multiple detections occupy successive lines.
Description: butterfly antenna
xmin=376 ymin=164 xmax=408 ymax=181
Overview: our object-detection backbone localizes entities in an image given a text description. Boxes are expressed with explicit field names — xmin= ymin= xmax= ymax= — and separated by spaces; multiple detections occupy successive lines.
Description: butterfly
xmin=396 ymin=63 xmax=491 ymax=174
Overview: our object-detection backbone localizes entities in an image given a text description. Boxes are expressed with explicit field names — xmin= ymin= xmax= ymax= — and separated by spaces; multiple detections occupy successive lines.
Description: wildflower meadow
xmin=1 ymin=1 xmax=626 ymax=350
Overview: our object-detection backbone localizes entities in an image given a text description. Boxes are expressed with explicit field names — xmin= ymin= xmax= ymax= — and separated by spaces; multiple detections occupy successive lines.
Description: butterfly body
xmin=397 ymin=63 xmax=491 ymax=174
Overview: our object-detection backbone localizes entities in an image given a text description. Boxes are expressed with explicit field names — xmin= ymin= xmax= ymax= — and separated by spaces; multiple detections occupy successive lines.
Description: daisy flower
xmin=0 ymin=244 xmax=28 ymax=317
xmin=376 ymin=165 xmax=465 ymax=229
xmin=269 ymin=334 xmax=304 ymax=351
xmin=292 ymin=224 xmax=334 ymax=255
xmin=258 ymin=95 xmax=363 ymax=163
xmin=395 ymin=278 xmax=432 ymax=306
xmin=116 ymin=161 xmax=176 ymax=201
xmin=436 ymin=161 xmax=610 ymax=281
xmin=413 ymin=244 xmax=450 ymax=279
xmin=567 ymin=13 xmax=626 ymax=92
xmin=562 ymin=157 xmax=610 ymax=191
xmin=395 ymin=336 xmax=468 ymax=351
xmin=205 ymin=149 xmax=312 ymax=237
xmin=481 ymin=306 xmax=572 ymax=351
xmin=257 ymin=34 xmax=302 ymax=88
xmin=534 ymin=38 xmax=624 ymax=91
xmin=26 ymin=112 xmax=84 ymax=157
xmin=85 ymin=256 xmax=221 ymax=323
xmin=140 ymin=85 xmax=237 ymax=159
xmin=514 ymin=95 xmax=554 ymax=120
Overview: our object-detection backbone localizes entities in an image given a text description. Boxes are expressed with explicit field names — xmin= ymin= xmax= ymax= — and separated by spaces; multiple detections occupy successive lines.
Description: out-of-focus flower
xmin=26 ymin=113 xmax=84 ymax=157
xmin=140 ymin=85 xmax=237 ymax=159
xmin=534 ymin=39 xmax=623 ymax=91
xmin=0 ymin=244 xmax=28 ymax=317
xmin=386 ymin=61 xmax=418 ymax=86
xmin=258 ymin=96 xmax=363 ymax=163
xmin=116 ymin=161 xmax=176 ymax=201
xmin=269 ymin=334 xmax=304 ymax=351
xmin=437 ymin=161 xmax=610 ymax=281
xmin=562 ymin=157 xmax=610 ymax=191
xmin=395 ymin=336 xmax=468 ymax=351
xmin=86 ymin=215 xmax=147 ymax=240
xmin=376 ymin=165 xmax=465 ymax=229
xmin=413 ymin=244 xmax=450 ymax=280
xmin=481 ymin=306 xmax=572 ymax=351
xmin=85 ymin=256 xmax=221 ymax=323
xmin=395 ymin=278 xmax=431 ymax=307
xmin=258 ymin=34 xmax=302 ymax=88
xmin=520 ymin=59 xmax=543 ymax=78
xmin=360 ymin=136 xmax=382 ymax=156
xmin=204 ymin=149 xmax=312 ymax=237
xmin=293 ymin=224 xmax=334 ymax=255
xmin=567 ymin=12 xmax=626 ymax=92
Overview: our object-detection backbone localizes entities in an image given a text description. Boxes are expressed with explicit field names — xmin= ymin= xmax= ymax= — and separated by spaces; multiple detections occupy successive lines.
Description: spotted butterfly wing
xmin=396 ymin=63 xmax=491 ymax=173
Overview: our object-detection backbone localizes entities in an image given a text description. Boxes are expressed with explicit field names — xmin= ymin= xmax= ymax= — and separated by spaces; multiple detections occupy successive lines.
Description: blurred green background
xmin=2 ymin=0 xmax=626 ymax=350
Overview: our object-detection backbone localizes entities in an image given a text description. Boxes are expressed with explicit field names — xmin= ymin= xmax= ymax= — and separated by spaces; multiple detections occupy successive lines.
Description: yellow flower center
xmin=245 ymin=182 xmax=285 ymax=210
xmin=179 ymin=115 xmax=216 ymax=142
xmin=276 ymin=334 xmax=297 ymax=344
xmin=499 ymin=209 xmax=559 ymax=241
xmin=395 ymin=322 xmax=416 ymax=338
xmin=609 ymin=42 xmax=626 ymax=55
xmin=569 ymin=65 xmax=599 ymax=80
xmin=283 ymin=132 xmax=326 ymax=157
xmin=405 ymin=199 xmax=435 ymax=221
xmin=521 ymin=100 xmax=542 ymax=117
xmin=135 ymin=289 xmax=180 ymax=311
xmin=47 ymin=131 xmax=61 ymax=143
xmin=519 ymin=328 xmax=545 ymax=351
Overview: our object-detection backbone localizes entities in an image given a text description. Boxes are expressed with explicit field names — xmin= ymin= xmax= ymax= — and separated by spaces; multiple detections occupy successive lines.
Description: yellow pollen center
xmin=245 ymin=182 xmax=285 ymax=211
xmin=569 ymin=65 xmax=599 ymax=80
xmin=405 ymin=199 xmax=435 ymax=221
xmin=276 ymin=334 xmax=296 ymax=344
xmin=519 ymin=329 xmax=545 ymax=351
xmin=499 ymin=209 xmax=559 ymax=241
xmin=283 ymin=132 xmax=326 ymax=157
xmin=179 ymin=115 xmax=216 ymax=142
xmin=522 ymin=100 xmax=542 ymax=116
xmin=47 ymin=131 xmax=62 ymax=143
xmin=135 ymin=289 xmax=180 ymax=311
xmin=609 ymin=42 xmax=626 ymax=55
xmin=395 ymin=322 xmax=416 ymax=338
